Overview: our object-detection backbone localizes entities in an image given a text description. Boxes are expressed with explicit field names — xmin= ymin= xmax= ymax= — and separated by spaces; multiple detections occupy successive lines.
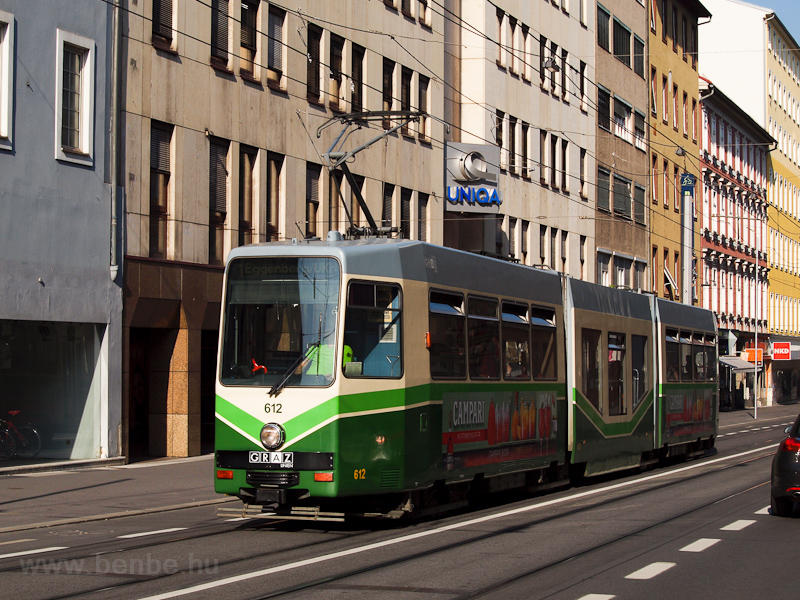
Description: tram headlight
xmin=260 ymin=423 xmax=285 ymax=450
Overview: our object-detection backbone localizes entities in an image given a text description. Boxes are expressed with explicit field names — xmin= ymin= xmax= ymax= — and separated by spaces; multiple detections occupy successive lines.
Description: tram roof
xmin=228 ymin=239 xmax=564 ymax=306
xmin=655 ymin=297 xmax=717 ymax=333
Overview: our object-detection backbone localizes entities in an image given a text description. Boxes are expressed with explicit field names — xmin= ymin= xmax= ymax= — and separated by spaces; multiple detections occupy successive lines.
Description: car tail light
xmin=780 ymin=438 xmax=800 ymax=453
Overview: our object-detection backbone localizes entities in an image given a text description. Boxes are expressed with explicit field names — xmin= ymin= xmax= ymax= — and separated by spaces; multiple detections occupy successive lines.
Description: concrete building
xmin=699 ymin=0 xmax=800 ymax=404
xmin=0 ymin=1 xmax=122 ymax=461
xmin=698 ymin=78 xmax=771 ymax=408
xmin=443 ymin=0 xmax=596 ymax=278
xmin=121 ymin=0 xmax=445 ymax=456
xmin=648 ymin=0 xmax=710 ymax=305
xmin=594 ymin=0 xmax=649 ymax=290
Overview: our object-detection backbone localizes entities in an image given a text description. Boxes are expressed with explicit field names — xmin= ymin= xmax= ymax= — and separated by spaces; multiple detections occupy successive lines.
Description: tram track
xmin=2 ymin=437 xmax=782 ymax=600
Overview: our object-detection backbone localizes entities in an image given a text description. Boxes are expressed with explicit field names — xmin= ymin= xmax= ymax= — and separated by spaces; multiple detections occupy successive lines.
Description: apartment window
xmin=580 ymin=147 xmax=587 ymax=198
xmin=580 ymin=235 xmax=586 ymax=279
xmin=509 ymin=116 xmax=517 ymax=173
xmin=691 ymin=26 xmax=697 ymax=69
xmin=55 ymin=30 xmax=95 ymax=166
xmin=561 ymin=49 xmax=568 ymax=100
xmin=633 ymin=36 xmax=644 ymax=77
xmin=651 ymin=67 xmax=657 ymax=114
xmin=549 ymin=41 xmax=558 ymax=93
xmin=663 ymin=159 xmax=669 ymax=207
xmin=418 ymin=74 xmax=429 ymax=139
xmin=662 ymin=76 xmax=668 ymax=123
xmin=540 ymin=129 xmax=547 ymax=183
xmin=239 ymin=146 xmax=256 ymax=246
xmin=550 ymin=134 xmax=558 ymax=187
xmin=681 ymin=16 xmax=687 ymax=60
xmin=613 ymin=175 xmax=631 ymax=218
xmin=561 ymin=139 xmax=569 ymax=190
xmin=209 ymin=139 xmax=229 ymax=265
xmin=497 ymin=8 xmax=505 ymax=65
xmin=307 ymin=25 xmax=322 ymax=102
xmin=0 ymin=11 xmax=14 ymax=150
xmin=682 ymin=92 xmax=688 ymax=135
xmin=634 ymin=111 xmax=646 ymax=150
xmin=382 ymin=183 xmax=394 ymax=228
xmin=522 ymin=220 xmax=529 ymax=259
xmin=418 ymin=193 xmax=428 ymax=241
xmin=305 ymin=163 xmax=321 ymax=238
xmin=349 ymin=174 xmax=364 ymax=230
xmin=598 ymin=167 xmax=611 ymax=212
xmin=598 ymin=5 xmax=610 ymax=51
xmin=597 ymin=253 xmax=610 ymax=286
xmin=240 ymin=0 xmax=259 ymax=76
xmin=351 ymin=44 xmax=365 ymax=112
xmin=634 ymin=184 xmax=646 ymax=224
xmin=672 ymin=84 xmax=678 ymax=130
xmin=509 ymin=218 xmax=517 ymax=257
xmin=383 ymin=58 xmax=395 ymax=129
xmin=650 ymin=0 xmax=656 ymax=31
xmin=150 ymin=122 xmax=172 ymax=258
xmin=267 ymin=6 xmax=285 ymax=84
xmin=401 ymin=67 xmax=412 ymax=134
xmin=671 ymin=7 xmax=677 ymax=52
xmin=615 ymin=258 xmax=631 ymax=289
xmin=652 ymin=154 xmax=658 ymax=203
xmin=579 ymin=61 xmax=587 ymax=109
xmin=211 ymin=0 xmax=229 ymax=65
xmin=673 ymin=164 xmax=680 ymax=212
xmin=152 ymin=0 xmax=173 ymax=44
xmin=402 ymin=0 xmax=413 ymax=17
xmin=419 ymin=0 xmax=431 ymax=27
xmin=550 ymin=229 xmax=558 ymax=270
xmin=266 ymin=152 xmax=282 ymax=241
xmin=329 ymin=34 xmax=345 ymax=110
xmin=561 ymin=231 xmax=568 ymax=272
xmin=521 ymin=122 xmax=530 ymax=177
xmin=540 ymin=36 xmax=547 ymax=86
xmin=598 ymin=87 xmax=611 ymax=131
xmin=613 ymin=18 xmax=631 ymax=67
xmin=692 ymin=98 xmax=698 ymax=141
xmin=540 ymin=225 xmax=547 ymax=264
xmin=614 ymin=98 xmax=632 ymax=143
xmin=522 ymin=25 xmax=532 ymax=80
xmin=652 ymin=246 xmax=659 ymax=292
xmin=328 ymin=170 xmax=343 ymax=232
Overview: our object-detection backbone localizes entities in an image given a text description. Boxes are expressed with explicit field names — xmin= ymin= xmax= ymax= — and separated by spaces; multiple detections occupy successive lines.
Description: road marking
xmin=118 ymin=528 xmax=187 ymax=539
xmin=577 ymin=595 xmax=615 ymax=600
xmin=0 ymin=538 xmax=36 ymax=547
xmin=225 ymin=517 xmax=249 ymax=522
xmin=135 ymin=443 xmax=777 ymax=600
xmin=0 ymin=546 xmax=67 ymax=560
xmin=680 ymin=538 xmax=720 ymax=552
xmin=755 ymin=506 xmax=770 ymax=515
xmin=721 ymin=520 xmax=755 ymax=531
xmin=625 ymin=562 xmax=675 ymax=580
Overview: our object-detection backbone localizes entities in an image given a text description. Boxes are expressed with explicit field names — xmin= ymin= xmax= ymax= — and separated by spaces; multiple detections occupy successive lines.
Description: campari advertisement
xmin=441 ymin=390 xmax=557 ymax=470
xmin=665 ymin=387 xmax=714 ymax=438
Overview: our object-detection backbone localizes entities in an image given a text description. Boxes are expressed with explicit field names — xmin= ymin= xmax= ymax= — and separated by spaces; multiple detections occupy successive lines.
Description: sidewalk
xmin=0 ymin=454 xmax=233 ymax=534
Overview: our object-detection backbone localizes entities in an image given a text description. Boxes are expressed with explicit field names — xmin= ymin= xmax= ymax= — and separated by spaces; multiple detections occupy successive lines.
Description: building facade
xmin=444 ymin=0 xmax=596 ymax=278
xmin=699 ymin=0 xmax=800 ymax=405
xmin=122 ymin=0 xmax=445 ymax=456
xmin=648 ymin=0 xmax=709 ymax=305
xmin=698 ymin=79 xmax=771 ymax=408
xmin=594 ymin=0 xmax=650 ymax=290
xmin=0 ymin=1 xmax=122 ymax=461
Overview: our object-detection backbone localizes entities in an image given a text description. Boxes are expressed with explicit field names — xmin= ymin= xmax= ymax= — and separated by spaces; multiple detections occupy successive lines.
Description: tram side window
xmin=531 ymin=306 xmax=557 ymax=380
xmin=705 ymin=335 xmax=717 ymax=381
xmin=608 ymin=332 xmax=626 ymax=416
xmin=632 ymin=334 xmax=648 ymax=410
xmin=666 ymin=329 xmax=680 ymax=382
xmin=468 ymin=297 xmax=500 ymax=379
xmin=582 ymin=328 xmax=602 ymax=413
xmin=429 ymin=291 xmax=466 ymax=379
xmin=502 ymin=302 xmax=530 ymax=380
xmin=343 ymin=282 xmax=402 ymax=378
xmin=680 ymin=331 xmax=693 ymax=382
xmin=693 ymin=334 xmax=705 ymax=381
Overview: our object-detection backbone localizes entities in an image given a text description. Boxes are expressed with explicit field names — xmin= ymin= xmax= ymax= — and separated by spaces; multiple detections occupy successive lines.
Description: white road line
xmin=577 ymin=595 xmax=615 ymax=600
xmin=625 ymin=562 xmax=676 ymax=580
xmin=225 ymin=517 xmax=249 ymax=522
xmin=680 ymin=538 xmax=720 ymax=552
xmin=755 ymin=506 xmax=770 ymax=515
xmin=135 ymin=443 xmax=777 ymax=600
xmin=721 ymin=519 xmax=755 ymax=531
xmin=118 ymin=528 xmax=187 ymax=539
xmin=0 ymin=546 xmax=67 ymax=560
xmin=0 ymin=538 xmax=36 ymax=547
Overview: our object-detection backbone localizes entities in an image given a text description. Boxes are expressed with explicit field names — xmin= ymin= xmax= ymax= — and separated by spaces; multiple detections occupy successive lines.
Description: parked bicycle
xmin=0 ymin=410 xmax=41 ymax=460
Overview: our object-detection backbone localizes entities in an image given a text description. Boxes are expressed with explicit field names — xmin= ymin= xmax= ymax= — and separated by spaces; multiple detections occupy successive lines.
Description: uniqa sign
xmin=446 ymin=186 xmax=502 ymax=208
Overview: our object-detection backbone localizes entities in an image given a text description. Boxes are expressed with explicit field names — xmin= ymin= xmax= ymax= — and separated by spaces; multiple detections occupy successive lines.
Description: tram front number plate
xmin=248 ymin=451 xmax=293 ymax=468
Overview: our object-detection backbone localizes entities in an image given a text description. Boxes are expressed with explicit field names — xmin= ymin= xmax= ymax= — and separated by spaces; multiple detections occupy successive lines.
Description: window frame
xmin=55 ymin=29 xmax=95 ymax=166
xmin=0 ymin=10 xmax=14 ymax=151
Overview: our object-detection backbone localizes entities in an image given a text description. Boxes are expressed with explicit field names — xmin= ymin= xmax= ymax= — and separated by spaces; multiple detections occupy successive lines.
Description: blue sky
xmin=753 ymin=1 xmax=800 ymax=41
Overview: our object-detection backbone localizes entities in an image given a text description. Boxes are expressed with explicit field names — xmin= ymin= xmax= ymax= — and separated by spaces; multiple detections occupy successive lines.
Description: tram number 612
xmin=354 ymin=468 xmax=366 ymax=480
xmin=264 ymin=403 xmax=282 ymax=414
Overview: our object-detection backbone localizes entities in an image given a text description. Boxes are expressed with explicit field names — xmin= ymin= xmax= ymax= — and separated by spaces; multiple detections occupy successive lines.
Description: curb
xmin=0 ymin=497 xmax=239 ymax=534
xmin=0 ymin=456 xmax=128 ymax=475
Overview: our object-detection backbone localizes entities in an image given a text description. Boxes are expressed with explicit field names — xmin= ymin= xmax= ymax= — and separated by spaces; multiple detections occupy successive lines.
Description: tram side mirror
xmin=344 ymin=362 xmax=363 ymax=377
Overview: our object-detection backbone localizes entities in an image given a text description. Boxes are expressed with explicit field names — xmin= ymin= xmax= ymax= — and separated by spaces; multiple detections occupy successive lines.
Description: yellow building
xmin=648 ymin=0 xmax=710 ymax=304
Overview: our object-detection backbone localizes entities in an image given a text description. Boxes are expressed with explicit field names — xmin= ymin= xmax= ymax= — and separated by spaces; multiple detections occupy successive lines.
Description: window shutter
xmin=382 ymin=184 xmax=393 ymax=227
xmin=634 ymin=185 xmax=646 ymax=224
xmin=211 ymin=0 xmax=229 ymax=61
xmin=268 ymin=8 xmax=283 ymax=71
xmin=150 ymin=124 xmax=171 ymax=173
xmin=152 ymin=0 xmax=173 ymax=40
xmin=241 ymin=1 xmax=258 ymax=50
xmin=209 ymin=141 xmax=228 ymax=214
xmin=418 ymin=193 xmax=428 ymax=242
xmin=400 ymin=188 xmax=411 ymax=238
xmin=306 ymin=163 xmax=320 ymax=205
xmin=597 ymin=168 xmax=610 ymax=211
xmin=307 ymin=26 xmax=321 ymax=99
xmin=613 ymin=176 xmax=631 ymax=217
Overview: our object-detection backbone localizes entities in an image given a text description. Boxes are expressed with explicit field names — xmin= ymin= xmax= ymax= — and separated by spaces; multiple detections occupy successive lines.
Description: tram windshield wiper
xmin=268 ymin=343 xmax=318 ymax=397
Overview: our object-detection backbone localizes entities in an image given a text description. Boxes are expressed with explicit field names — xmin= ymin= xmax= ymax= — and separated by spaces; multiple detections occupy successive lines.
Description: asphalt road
xmin=1 ymin=403 xmax=798 ymax=600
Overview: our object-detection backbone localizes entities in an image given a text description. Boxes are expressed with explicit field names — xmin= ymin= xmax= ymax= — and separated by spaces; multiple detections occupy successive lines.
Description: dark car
xmin=771 ymin=412 xmax=800 ymax=517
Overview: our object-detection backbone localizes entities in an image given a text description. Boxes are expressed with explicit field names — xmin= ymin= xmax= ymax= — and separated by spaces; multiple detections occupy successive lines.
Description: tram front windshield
xmin=220 ymin=257 xmax=341 ymax=387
